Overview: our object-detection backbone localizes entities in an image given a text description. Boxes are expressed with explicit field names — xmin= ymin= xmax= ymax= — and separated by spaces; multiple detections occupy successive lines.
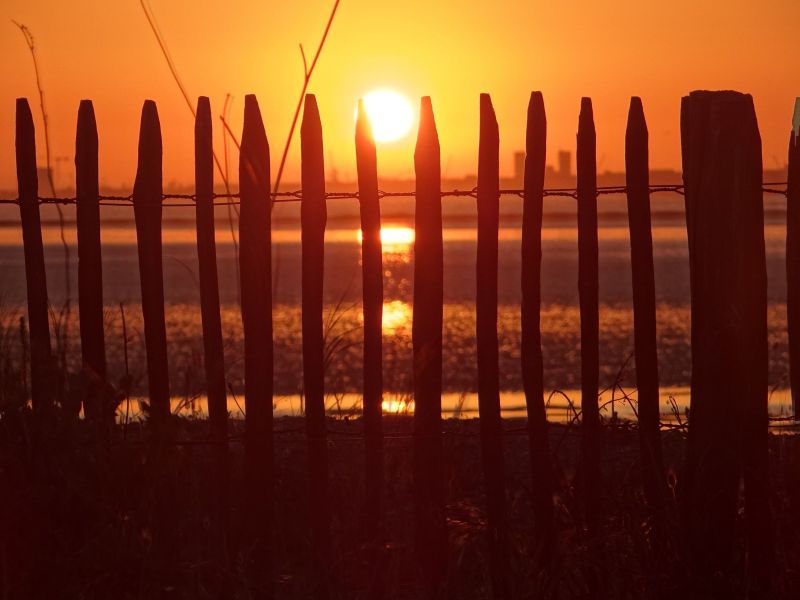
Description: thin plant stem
xmin=12 ymin=21 xmax=72 ymax=382
xmin=273 ymin=0 xmax=342 ymax=195
xmin=12 ymin=23 xmax=71 ymax=298
xmin=120 ymin=302 xmax=130 ymax=439
xmin=221 ymin=95 xmax=241 ymax=306
xmin=140 ymin=0 xmax=342 ymax=306
xmin=271 ymin=0 xmax=342 ymax=296
xmin=139 ymin=0 xmax=237 ymax=213
xmin=140 ymin=1 xmax=244 ymax=306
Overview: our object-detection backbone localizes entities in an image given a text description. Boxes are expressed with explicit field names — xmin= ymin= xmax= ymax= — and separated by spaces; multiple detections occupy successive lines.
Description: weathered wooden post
xmin=76 ymin=100 xmax=106 ymax=422
xmin=413 ymin=97 xmax=448 ymax=595
xmin=194 ymin=97 xmax=229 ymax=531
xmin=355 ymin=99 xmax=385 ymax=540
xmin=16 ymin=98 xmax=53 ymax=413
xmin=132 ymin=100 xmax=170 ymax=426
xmin=301 ymin=94 xmax=331 ymax=596
xmin=624 ymin=97 xmax=666 ymax=512
xmin=132 ymin=100 xmax=177 ymax=585
xmin=681 ymin=90 xmax=773 ymax=591
xmin=238 ymin=94 xmax=274 ymax=592
xmin=521 ymin=91 xmax=555 ymax=544
xmin=476 ymin=93 xmax=508 ymax=600
xmin=577 ymin=98 xmax=600 ymax=532
xmin=787 ymin=98 xmax=800 ymax=419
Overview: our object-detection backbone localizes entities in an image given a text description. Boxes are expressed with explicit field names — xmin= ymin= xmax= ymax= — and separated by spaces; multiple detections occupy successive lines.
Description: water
xmin=0 ymin=193 xmax=793 ymax=419
xmin=116 ymin=387 xmax=795 ymax=426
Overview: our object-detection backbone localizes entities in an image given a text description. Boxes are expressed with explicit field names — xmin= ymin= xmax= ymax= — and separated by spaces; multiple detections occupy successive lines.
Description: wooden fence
xmin=7 ymin=90 xmax=797 ymax=597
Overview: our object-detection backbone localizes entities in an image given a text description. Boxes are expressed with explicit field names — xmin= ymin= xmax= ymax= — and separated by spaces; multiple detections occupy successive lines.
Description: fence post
xmin=577 ymin=98 xmax=600 ymax=532
xmin=239 ymin=94 xmax=274 ymax=593
xmin=624 ymin=97 xmax=666 ymax=512
xmin=680 ymin=90 xmax=773 ymax=591
xmin=75 ymin=100 xmax=106 ymax=422
xmin=787 ymin=98 xmax=800 ymax=419
xmin=476 ymin=93 xmax=509 ymax=599
xmin=194 ymin=97 xmax=229 ymax=535
xmin=131 ymin=100 xmax=178 ymax=586
xmin=521 ymin=91 xmax=555 ymax=544
xmin=413 ymin=97 xmax=447 ymax=596
xmin=355 ymin=99 xmax=384 ymax=542
xmin=16 ymin=98 xmax=53 ymax=413
xmin=132 ymin=100 xmax=170 ymax=426
xmin=301 ymin=94 xmax=331 ymax=596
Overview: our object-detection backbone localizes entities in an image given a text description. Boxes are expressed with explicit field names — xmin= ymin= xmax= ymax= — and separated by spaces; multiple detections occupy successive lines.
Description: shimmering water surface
xmin=0 ymin=194 xmax=793 ymax=419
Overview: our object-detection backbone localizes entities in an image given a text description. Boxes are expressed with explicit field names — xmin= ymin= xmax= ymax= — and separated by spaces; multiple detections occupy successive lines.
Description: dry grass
xmin=1 ymin=411 xmax=799 ymax=598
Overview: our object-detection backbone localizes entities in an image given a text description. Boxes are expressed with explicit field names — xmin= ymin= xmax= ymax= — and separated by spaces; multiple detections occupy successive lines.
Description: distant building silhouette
xmin=513 ymin=149 xmax=573 ymax=186
xmin=36 ymin=166 xmax=55 ymax=196
xmin=558 ymin=150 xmax=571 ymax=178
xmin=513 ymin=151 xmax=525 ymax=184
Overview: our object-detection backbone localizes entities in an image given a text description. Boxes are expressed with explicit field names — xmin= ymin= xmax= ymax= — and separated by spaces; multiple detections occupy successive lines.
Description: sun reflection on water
xmin=359 ymin=299 xmax=412 ymax=334
xmin=357 ymin=225 xmax=415 ymax=253
xmin=380 ymin=397 xmax=414 ymax=414
xmin=381 ymin=300 xmax=411 ymax=334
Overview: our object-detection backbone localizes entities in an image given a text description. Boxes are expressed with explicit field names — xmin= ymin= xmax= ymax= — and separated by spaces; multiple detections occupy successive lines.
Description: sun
xmin=357 ymin=90 xmax=414 ymax=143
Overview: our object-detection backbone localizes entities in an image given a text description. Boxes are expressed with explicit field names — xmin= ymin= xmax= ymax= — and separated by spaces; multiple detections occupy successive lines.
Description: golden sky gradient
xmin=1 ymin=0 xmax=799 ymax=190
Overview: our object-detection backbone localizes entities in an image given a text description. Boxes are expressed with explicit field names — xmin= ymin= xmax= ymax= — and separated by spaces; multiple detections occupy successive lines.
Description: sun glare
xmin=379 ymin=226 xmax=415 ymax=246
xmin=357 ymin=226 xmax=415 ymax=249
xmin=357 ymin=90 xmax=414 ymax=143
xmin=381 ymin=300 xmax=412 ymax=334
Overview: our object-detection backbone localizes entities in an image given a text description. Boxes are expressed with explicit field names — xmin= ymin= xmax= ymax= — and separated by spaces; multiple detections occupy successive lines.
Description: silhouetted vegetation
xmin=2 ymin=399 xmax=800 ymax=598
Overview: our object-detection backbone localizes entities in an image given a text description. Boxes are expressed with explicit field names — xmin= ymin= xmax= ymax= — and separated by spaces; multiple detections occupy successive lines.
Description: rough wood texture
xmin=787 ymin=98 xmax=800 ymax=419
xmin=132 ymin=100 xmax=177 ymax=577
xmin=412 ymin=96 xmax=447 ymax=596
xmin=239 ymin=94 xmax=274 ymax=592
xmin=301 ymin=94 xmax=331 ymax=597
xmin=76 ymin=100 xmax=106 ymax=422
xmin=476 ymin=94 xmax=509 ymax=600
xmin=624 ymin=97 xmax=666 ymax=512
xmin=16 ymin=98 xmax=53 ymax=413
xmin=355 ymin=99 xmax=385 ymax=541
xmin=194 ymin=97 xmax=229 ymax=529
xmin=680 ymin=90 xmax=773 ymax=591
xmin=521 ymin=91 xmax=555 ymax=544
xmin=576 ymin=97 xmax=600 ymax=532
xmin=132 ymin=100 xmax=169 ymax=425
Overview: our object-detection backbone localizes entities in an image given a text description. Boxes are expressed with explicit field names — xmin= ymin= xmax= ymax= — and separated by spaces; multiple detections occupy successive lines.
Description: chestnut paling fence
xmin=4 ymin=90 xmax=798 ymax=596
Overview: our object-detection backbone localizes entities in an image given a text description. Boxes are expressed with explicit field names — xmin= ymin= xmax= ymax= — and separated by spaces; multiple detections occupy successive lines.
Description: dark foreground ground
xmin=1 ymin=412 xmax=799 ymax=599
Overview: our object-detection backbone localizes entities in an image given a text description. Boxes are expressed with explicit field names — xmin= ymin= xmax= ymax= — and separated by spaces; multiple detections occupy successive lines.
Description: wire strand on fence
xmin=0 ymin=182 xmax=789 ymax=207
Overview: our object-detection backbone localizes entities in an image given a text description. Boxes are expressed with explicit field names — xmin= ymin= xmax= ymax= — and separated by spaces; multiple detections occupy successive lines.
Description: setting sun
xmin=357 ymin=89 xmax=414 ymax=143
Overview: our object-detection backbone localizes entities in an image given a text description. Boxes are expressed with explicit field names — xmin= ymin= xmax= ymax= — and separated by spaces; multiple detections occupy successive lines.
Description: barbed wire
xmin=0 ymin=183 xmax=789 ymax=208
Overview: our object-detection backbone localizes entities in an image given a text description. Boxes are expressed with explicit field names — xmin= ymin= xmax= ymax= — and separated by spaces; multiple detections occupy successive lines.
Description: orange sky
xmin=1 ymin=0 xmax=799 ymax=191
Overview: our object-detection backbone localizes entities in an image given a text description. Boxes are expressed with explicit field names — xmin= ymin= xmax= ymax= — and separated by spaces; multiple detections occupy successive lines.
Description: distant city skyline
xmin=2 ymin=0 xmax=799 ymax=189
xmin=6 ymin=148 xmax=787 ymax=199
